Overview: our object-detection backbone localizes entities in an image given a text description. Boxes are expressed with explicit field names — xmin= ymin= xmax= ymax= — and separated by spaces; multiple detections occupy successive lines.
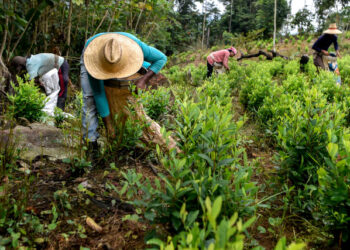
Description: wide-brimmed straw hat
xmin=323 ymin=23 xmax=342 ymax=35
xmin=84 ymin=33 xmax=144 ymax=80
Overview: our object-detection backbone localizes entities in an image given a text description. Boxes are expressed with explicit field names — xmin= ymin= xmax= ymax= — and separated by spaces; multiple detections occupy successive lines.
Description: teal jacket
xmin=84 ymin=32 xmax=167 ymax=117
xmin=26 ymin=53 xmax=64 ymax=79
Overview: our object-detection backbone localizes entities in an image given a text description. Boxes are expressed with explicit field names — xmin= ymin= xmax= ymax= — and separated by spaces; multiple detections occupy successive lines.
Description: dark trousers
xmin=57 ymin=97 xmax=66 ymax=110
xmin=313 ymin=52 xmax=326 ymax=70
xmin=57 ymin=60 xmax=69 ymax=110
xmin=207 ymin=61 xmax=214 ymax=78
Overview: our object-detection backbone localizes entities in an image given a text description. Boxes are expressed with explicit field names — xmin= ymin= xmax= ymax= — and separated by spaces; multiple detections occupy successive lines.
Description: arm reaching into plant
xmin=206 ymin=47 xmax=237 ymax=77
xmin=312 ymin=23 xmax=342 ymax=70
xmin=135 ymin=70 xmax=155 ymax=90
xmin=80 ymin=31 xmax=176 ymax=161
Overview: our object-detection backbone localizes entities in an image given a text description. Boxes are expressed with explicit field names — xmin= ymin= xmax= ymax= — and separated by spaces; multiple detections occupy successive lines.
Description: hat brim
xmin=84 ymin=33 xmax=144 ymax=80
xmin=323 ymin=29 xmax=342 ymax=35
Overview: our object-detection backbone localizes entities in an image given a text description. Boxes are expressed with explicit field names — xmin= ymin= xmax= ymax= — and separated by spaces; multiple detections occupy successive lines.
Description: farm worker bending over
xmin=10 ymin=53 xmax=70 ymax=110
xmin=312 ymin=23 xmax=342 ymax=71
xmin=80 ymin=32 xmax=167 ymax=155
xmin=206 ymin=46 xmax=237 ymax=78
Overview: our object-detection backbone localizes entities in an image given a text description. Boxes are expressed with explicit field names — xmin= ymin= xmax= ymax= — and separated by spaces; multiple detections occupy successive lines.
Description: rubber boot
xmin=87 ymin=141 xmax=99 ymax=167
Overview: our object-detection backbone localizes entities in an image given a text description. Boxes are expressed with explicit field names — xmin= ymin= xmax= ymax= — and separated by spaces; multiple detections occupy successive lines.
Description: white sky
xmin=197 ymin=0 xmax=315 ymax=15
xmin=196 ymin=0 xmax=317 ymax=33
xmin=291 ymin=0 xmax=315 ymax=15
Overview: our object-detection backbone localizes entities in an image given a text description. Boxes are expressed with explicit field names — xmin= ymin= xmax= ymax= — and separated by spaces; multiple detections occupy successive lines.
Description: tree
xmin=314 ymin=0 xmax=350 ymax=18
xmin=291 ymin=8 xmax=314 ymax=34
xmin=255 ymin=0 xmax=290 ymax=37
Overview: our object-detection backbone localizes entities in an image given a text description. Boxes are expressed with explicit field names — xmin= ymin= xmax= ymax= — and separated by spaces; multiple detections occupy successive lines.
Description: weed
xmin=7 ymin=75 xmax=46 ymax=122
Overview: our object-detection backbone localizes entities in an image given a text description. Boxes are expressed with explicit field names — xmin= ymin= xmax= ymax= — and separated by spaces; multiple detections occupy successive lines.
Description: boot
xmin=87 ymin=141 xmax=99 ymax=166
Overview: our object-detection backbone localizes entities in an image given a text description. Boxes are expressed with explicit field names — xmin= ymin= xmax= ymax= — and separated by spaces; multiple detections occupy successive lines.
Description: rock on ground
xmin=0 ymin=122 xmax=77 ymax=161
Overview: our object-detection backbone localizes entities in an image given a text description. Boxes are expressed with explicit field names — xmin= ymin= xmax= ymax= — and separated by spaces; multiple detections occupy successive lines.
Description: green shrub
xmin=7 ymin=75 xmax=46 ymax=122
xmin=123 ymin=92 xmax=256 ymax=233
xmin=54 ymin=107 xmax=65 ymax=128
xmin=147 ymin=197 xmax=255 ymax=250
xmin=276 ymin=88 xmax=345 ymax=188
xmin=140 ymin=87 xmax=171 ymax=121
xmin=113 ymin=114 xmax=145 ymax=151
xmin=316 ymin=135 xmax=350 ymax=245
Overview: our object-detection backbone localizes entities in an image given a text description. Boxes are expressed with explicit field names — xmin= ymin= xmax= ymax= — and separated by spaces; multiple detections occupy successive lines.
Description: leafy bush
xmin=276 ymin=88 xmax=345 ymax=188
xmin=54 ymin=107 xmax=65 ymax=128
xmin=140 ymin=87 xmax=171 ymax=121
xmin=7 ymin=75 xmax=46 ymax=122
xmin=147 ymin=197 xmax=255 ymax=250
xmin=315 ymin=135 xmax=350 ymax=245
xmin=113 ymin=114 xmax=145 ymax=151
xmin=122 ymin=91 xmax=257 ymax=234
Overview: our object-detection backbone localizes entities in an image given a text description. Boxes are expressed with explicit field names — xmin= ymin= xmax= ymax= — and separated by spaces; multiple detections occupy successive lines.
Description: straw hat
xmin=323 ymin=23 xmax=342 ymax=35
xmin=84 ymin=33 xmax=144 ymax=80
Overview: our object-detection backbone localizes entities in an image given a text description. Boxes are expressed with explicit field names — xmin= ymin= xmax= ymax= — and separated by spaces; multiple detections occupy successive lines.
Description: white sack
xmin=41 ymin=68 xmax=60 ymax=116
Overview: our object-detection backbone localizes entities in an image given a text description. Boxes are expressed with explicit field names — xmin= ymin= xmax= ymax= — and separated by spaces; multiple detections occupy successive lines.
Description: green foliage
xmin=140 ymin=87 xmax=171 ymax=121
xmin=54 ymin=107 xmax=65 ymax=128
xmin=0 ymin=175 xmax=56 ymax=248
xmin=291 ymin=8 xmax=314 ymax=35
xmin=315 ymin=134 xmax=350 ymax=244
xmin=120 ymin=85 xmax=257 ymax=234
xmin=147 ymin=197 xmax=255 ymax=250
xmin=0 ymin=123 xmax=20 ymax=174
xmin=7 ymin=75 xmax=46 ymax=122
xmin=277 ymin=88 xmax=345 ymax=188
xmin=62 ymin=157 xmax=91 ymax=175
xmin=255 ymin=0 xmax=290 ymax=37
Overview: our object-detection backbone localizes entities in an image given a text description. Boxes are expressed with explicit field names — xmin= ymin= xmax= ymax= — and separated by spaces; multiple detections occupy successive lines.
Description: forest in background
xmin=0 ymin=0 xmax=350 ymax=64
xmin=1 ymin=1 xmax=350 ymax=249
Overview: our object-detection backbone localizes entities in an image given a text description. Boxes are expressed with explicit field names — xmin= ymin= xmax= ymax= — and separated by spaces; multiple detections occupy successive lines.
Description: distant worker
xmin=312 ymin=23 xmax=342 ymax=71
xmin=80 ymin=32 xmax=167 ymax=155
xmin=206 ymin=46 xmax=237 ymax=78
xmin=10 ymin=53 xmax=70 ymax=110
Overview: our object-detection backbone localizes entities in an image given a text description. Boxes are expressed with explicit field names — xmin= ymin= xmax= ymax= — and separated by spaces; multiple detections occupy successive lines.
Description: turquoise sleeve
xmin=142 ymin=61 xmax=151 ymax=69
xmin=88 ymin=75 xmax=110 ymax=118
xmin=144 ymin=46 xmax=167 ymax=74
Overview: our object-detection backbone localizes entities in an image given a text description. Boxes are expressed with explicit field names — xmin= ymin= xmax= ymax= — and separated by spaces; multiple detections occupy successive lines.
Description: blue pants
xmin=80 ymin=55 xmax=99 ymax=142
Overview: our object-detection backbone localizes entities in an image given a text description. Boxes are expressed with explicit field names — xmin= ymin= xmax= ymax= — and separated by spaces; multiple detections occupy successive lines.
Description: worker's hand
xmin=322 ymin=50 xmax=329 ymax=56
xmin=135 ymin=70 xmax=155 ymax=91
xmin=135 ymin=78 xmax=147 ymax=90
xmin=336 ymin=50 xmax=341 ymax=58
xmin=102 ymin=115 xmax=116 ymax=140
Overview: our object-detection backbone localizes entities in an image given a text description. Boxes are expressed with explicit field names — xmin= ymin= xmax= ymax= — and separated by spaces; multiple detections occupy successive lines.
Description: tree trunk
xmin=0 ymin=57 xmax=10 ymax=93
xmin=93 ymin=10 xmax=109 ymax=36
xmin=237 ymin=50 xmax=289 ymax=61
xmin=201 ymin=1 xmax=206 ymax=49
xmin=229 ymin=0 xmax=233 ymax=32
xmin=134 ymin=0 xmax=147 ymax=33
xmin=85 ymin=0 xmax=90 ymax=42
xmin=206 ymin=27 xmax=210 ymax=48
xmin=6 ymin=0 xmax=16 ymax=62
xmin=27 ymin=20 xmax=38 ymax=55
xmin=44 ymin=9 xmax=49 ymax=51
xmin=107 ymin=0 xmax=120 ymax=32
xmin=9 ymin=9 xmax=36 ymax=60
xmin=66 ymin=0 xmax=73 ymax=57
xmin=273 ymin=0 xmax=277 ymax=52
xmin=0 ymin=0 xmax=9 ymax=59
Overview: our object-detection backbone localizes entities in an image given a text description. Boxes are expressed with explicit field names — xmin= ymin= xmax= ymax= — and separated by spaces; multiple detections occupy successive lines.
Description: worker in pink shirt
xmin=206 ymin=46 xmax=237 ymax=77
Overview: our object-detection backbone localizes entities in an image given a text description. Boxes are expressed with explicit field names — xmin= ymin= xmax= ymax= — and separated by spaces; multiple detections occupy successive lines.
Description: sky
xmin=196 ymin=0 xmax=317 ymax=33
xmin=291 ymin=0 xmax=315 ymax=15
xmin=197 ymin=0 xmax=315 ymax=15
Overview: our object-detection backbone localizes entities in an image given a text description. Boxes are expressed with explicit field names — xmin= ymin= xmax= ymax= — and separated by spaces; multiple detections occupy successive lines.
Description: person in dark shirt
xmin=312 ymin=23 xmax=342 ymax=70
